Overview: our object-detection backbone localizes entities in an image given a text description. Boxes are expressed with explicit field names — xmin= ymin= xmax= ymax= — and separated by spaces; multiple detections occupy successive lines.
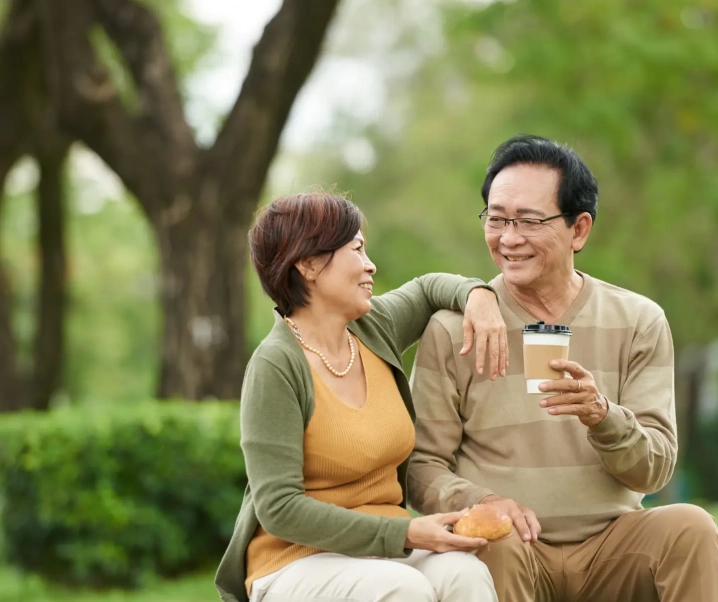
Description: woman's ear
xmin=295 ymin=257 xmax=316 ymax=282
xmin=572 ymin=212 xmax=593 ymax=253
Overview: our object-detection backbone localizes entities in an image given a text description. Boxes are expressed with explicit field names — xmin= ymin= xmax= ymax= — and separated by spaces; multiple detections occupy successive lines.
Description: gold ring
xmin=576 ymin=380 xmax=582 ymax=392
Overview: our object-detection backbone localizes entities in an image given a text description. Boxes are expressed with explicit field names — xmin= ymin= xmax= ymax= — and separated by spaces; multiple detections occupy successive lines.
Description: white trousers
xmin=249 ymin=550 xmax=498 ymax=602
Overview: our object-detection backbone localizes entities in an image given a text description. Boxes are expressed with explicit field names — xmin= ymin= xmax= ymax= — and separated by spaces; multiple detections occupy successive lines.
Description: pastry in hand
xmin=453 ymin=504 xmax=513 ymax=540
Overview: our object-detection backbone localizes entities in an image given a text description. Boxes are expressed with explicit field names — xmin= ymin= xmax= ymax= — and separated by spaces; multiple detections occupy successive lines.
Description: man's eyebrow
xmin=488 ymin=204 xmax=546 ymax=217
xmin=515 ymin=208 xmax=546 ymax=217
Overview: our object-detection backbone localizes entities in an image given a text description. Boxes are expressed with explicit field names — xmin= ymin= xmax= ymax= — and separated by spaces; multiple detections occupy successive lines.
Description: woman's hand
xmin=405 ymin=510 xmax=489 ymax=553
xmin=460 ymin=287 xmax=508 ymax=380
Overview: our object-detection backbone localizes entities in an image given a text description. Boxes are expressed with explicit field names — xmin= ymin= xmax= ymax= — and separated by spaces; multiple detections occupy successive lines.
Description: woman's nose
xmin=365 ymin=261 xmax=377 ymax=275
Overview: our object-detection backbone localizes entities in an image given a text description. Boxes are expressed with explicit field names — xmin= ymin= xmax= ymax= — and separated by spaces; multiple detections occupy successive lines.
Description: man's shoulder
xmin=426 ymin=309 xmax=465 ymax=344
xmin=589 ymin=275 xmax=666 ymax=323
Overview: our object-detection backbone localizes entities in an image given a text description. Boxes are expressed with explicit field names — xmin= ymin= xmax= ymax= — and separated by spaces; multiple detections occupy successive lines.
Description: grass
xmin=0 ymin=566 xmax=218 ymax=602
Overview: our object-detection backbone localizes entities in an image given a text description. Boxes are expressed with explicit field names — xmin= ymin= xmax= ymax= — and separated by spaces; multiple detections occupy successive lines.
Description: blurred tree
xmin=0 ymin=0 xmax=341 ymax=406
xmin=0 ymin=2 xmax=69 ymax=411
xmin=297 ymin=0 xmax=718 ymax=351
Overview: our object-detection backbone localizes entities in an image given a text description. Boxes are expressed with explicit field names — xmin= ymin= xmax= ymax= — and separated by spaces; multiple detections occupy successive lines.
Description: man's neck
xmin=505 ymin=270 xmax=584 ymax=324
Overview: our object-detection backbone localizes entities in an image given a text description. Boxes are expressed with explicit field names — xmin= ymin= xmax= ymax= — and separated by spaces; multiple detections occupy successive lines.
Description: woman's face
xmin=309 ymin=232 xmax=376 ymax=321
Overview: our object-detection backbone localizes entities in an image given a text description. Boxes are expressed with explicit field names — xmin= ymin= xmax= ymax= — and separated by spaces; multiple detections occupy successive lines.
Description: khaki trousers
xmin=250 ymin=549 xmax=497 ymax=602
xmin=478 ymin=504 xmax=718 ymax=602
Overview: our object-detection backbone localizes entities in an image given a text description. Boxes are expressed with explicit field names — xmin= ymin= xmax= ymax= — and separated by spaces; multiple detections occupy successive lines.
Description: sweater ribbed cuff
xmin=588 ymin=400 xmax=632 ymax=445
xmin=385 ymin=516 xmax=413 ymax=558
xmin=462 ymin=487 xmax=496 ymax=509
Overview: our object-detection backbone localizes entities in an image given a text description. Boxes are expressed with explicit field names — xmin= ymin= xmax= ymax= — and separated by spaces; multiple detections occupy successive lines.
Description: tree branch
xmin=90 ymin=0 xmax=197 ymax=173
xmin=36 ymin=0 xmax=172 ymax=223
xmin=208 ymin=0 xmax=341 ymax=221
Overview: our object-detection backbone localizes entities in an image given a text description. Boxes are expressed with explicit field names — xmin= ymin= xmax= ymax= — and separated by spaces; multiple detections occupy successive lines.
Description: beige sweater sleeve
xmin=587 ymin=312 xmax=678 ymax=494
xmin=407 ymin=314 xmax=494 ymax=515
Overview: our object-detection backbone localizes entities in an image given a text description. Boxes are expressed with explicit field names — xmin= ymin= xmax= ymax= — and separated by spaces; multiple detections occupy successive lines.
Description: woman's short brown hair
xmin=249 ymin=192 xmax=364 ymax=316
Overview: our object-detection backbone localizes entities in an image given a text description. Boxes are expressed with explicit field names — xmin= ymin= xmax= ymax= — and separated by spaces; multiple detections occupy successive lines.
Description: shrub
xmin=0 ymin=400 xmax=246 ymax=588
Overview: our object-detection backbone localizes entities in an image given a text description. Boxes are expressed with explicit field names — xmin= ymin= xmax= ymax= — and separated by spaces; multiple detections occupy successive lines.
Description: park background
xmin=0 ymin=0 xmax=717 ymax=599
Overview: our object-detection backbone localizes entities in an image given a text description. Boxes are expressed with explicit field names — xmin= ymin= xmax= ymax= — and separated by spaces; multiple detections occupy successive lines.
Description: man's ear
xmin=572 ymin=213 xmax=593 ymax=253
xmin=295 ymin=257 xmax=316 ymax=281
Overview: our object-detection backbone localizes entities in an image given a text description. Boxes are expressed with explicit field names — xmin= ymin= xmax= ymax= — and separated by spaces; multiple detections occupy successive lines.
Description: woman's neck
xmin=506 ymin=270 xmax=584 ymax=323
xmin=286 ymin=305 xmax=350 ymax=358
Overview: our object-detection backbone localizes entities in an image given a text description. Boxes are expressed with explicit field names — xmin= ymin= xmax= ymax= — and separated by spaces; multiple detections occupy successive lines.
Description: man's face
xmin=485 ymin=164 xmax=578 ymax=289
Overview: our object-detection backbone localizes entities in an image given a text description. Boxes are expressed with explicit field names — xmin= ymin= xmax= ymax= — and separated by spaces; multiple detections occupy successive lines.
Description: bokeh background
xmin=0 ymin=0 xmax=716 ymax=599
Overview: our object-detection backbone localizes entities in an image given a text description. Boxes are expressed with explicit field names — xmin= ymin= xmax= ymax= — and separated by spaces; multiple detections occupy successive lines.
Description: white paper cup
xmin=522 ymin=324 xmax=571 ymax=395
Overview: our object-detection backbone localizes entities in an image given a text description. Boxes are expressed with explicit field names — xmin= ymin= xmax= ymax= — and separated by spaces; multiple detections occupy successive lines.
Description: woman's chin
xmin=348 ymin=302 xmax=372 ymax=322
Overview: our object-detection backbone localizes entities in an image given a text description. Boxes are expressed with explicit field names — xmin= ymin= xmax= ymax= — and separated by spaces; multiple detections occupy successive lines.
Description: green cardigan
xmin=214 ymin=274 xmax=489 ymax=602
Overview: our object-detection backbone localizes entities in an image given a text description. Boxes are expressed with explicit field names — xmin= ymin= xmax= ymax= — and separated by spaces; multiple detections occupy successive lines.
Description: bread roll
xmin=453 ymin=504 xmax=512 ymax=540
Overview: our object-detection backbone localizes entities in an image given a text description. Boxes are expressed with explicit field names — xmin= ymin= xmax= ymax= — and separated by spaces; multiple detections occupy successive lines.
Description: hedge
xmin=0 ymin=400 xmax=246 ymax=588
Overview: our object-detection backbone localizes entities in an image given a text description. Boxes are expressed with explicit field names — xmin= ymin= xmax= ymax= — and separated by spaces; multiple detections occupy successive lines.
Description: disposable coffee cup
xmin=522 ymin=322 xmax=571 ymax=395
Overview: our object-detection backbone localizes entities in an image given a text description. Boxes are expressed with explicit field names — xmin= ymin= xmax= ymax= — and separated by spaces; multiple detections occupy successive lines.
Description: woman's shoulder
xmin=243 ymin=314 xmax=306 ymax=379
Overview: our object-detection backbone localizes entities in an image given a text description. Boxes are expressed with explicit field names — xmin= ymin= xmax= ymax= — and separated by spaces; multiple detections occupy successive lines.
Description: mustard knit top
xmin=245 ymin=338 xmax=415 ymax=592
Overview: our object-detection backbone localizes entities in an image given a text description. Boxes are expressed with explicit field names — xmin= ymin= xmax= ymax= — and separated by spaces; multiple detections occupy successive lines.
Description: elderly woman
xmin=215 ymin=193 xmax=508 ymax=602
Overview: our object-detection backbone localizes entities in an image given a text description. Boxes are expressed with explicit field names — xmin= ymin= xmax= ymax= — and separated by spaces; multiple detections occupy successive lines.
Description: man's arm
xmin=544 ymin=312 xmax=678 ymax=494
xmin=587 ymin=313 xmax=678 ymax=493
xmin=407 ymin=314 xmax=494 ymax=514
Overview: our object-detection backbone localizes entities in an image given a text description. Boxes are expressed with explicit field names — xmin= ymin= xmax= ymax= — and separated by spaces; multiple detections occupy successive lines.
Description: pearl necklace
xmin=284 ymin=317 xmax=356 ymax=377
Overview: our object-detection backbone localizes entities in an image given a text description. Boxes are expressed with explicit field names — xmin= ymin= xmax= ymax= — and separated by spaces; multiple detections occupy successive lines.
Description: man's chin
xmin=501 ymin=269 xmax=536 ymax=288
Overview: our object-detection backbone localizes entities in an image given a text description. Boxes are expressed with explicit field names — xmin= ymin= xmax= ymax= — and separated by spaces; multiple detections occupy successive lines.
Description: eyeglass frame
xmin=478 ymin=208 xmax=572 ymax=234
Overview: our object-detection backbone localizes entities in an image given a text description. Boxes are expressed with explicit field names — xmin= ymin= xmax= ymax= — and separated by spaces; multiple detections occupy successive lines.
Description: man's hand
xmin=539 ymin=360 xmax=608 ymax=427
xmin=405 ymin=510 xmax=489 ymax=553
xmin=480 ymin=495 xmax=541 ymax=542
xmin=460 ymin=287 xmax=508 ymax=380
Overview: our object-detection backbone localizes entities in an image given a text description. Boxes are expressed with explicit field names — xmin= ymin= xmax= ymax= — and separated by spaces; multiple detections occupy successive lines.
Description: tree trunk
xmin=0 ymin=0 xmax=37 ymax=411
xmin=30 ymin=142 xmax=68 ymax=409
xmin=156 ymin=182 xmax=250 ymax=399
xmin=31 ymin=0 xmax=340 ymax=400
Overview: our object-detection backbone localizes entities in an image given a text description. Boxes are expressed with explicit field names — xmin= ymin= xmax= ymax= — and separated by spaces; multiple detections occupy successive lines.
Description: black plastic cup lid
xmin=522 ymin=321 xmax=572 ymax=335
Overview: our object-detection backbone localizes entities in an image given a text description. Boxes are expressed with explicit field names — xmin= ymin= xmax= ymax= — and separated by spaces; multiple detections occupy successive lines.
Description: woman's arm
xmin=240 ymin=354 xmax=412 ymax=558
xmin=370 ymin=273 xmax=507 ymax=377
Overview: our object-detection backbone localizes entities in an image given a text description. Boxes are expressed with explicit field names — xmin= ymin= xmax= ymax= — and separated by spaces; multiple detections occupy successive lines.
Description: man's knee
xmin=478 ymin=529 xmax=534 ymax=569
xmin=650 ymin=504 xmax=718 ymax=549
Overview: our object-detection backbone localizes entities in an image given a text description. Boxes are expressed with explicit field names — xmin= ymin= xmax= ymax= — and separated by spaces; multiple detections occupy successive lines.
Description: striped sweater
xmin=407 ymin=272 xmax=677 ymax=543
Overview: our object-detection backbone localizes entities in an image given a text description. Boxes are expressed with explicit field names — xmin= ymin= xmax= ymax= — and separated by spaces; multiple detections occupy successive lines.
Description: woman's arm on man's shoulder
xmin=370 ymin=273 xmax=507 ymax=377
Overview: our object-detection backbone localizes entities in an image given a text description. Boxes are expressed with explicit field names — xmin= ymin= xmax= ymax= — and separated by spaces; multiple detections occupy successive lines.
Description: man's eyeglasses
xmin=479 ymin=209 xmax=570 ymax=236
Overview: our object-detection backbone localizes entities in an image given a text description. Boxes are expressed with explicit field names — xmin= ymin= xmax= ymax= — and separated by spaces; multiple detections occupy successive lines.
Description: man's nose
xmin=500 ymin=223 xmax=525 ymax=246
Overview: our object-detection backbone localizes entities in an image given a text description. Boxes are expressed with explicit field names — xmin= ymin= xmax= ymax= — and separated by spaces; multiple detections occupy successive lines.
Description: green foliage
xmin=296 ymin=0 xmax=718 ymax=352
xmin=0 ymin=400 xmax=245 ymax=588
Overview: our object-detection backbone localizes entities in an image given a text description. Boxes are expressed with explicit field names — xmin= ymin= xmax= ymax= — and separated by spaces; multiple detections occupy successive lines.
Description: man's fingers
xmin=510 ymin=511 xmax=532 ymax=542
xmin=523 ymin=511 xmax=542 ymax=542
xmin=544 ymin=403 xmax=587 ymax=416
xmin=540 ymin=392 xmax=582 ymax=407
xmin=549 ymin=359 xmax=587 ymax=378
xmin=539 ymin=378 xmax=586 ymax=394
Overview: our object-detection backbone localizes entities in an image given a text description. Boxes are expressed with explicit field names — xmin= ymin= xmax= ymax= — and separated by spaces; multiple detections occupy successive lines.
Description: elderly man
xmin=408 ymin=135 xmax=718 ymax=602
